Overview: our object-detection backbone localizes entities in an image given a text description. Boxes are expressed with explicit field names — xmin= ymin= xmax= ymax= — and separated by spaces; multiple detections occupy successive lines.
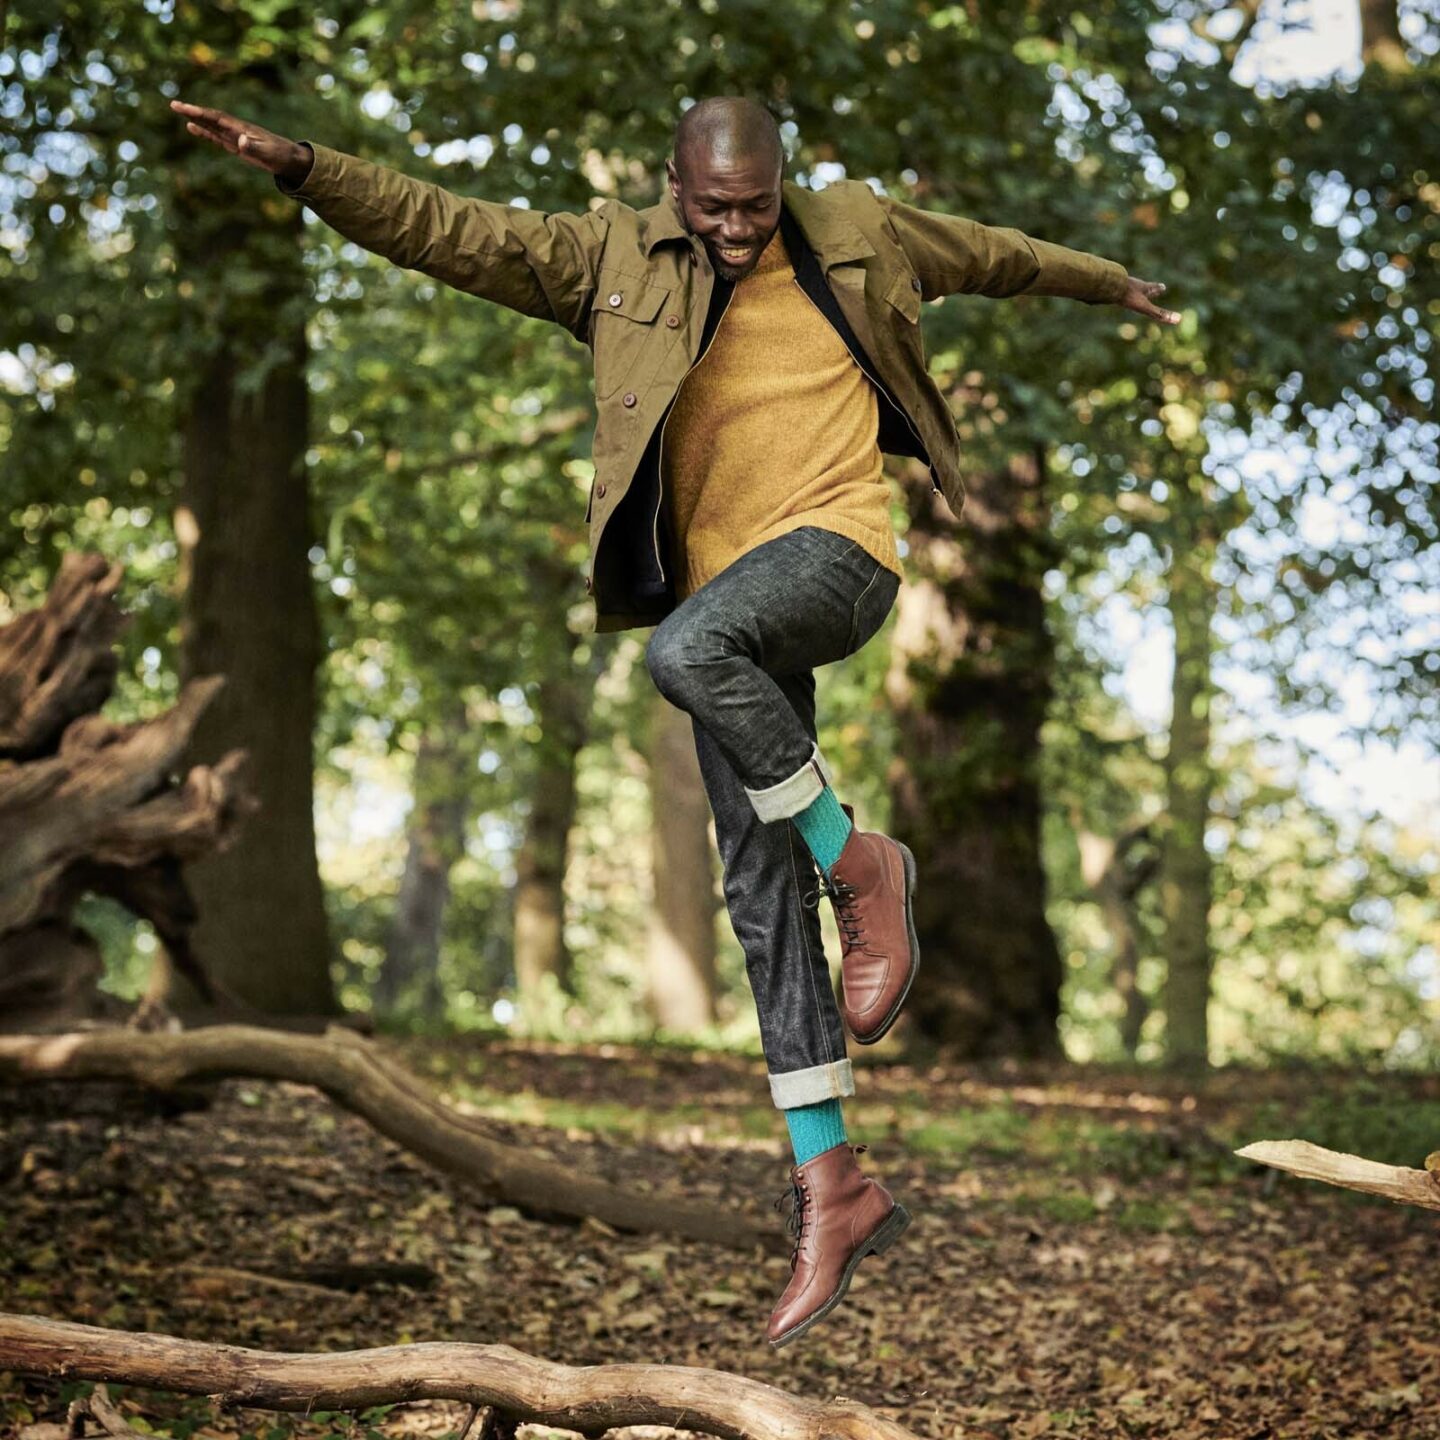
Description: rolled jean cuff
xmin=743 ymin=741 xmax=835 ymax=823
xmin=768 ymin=1057 xmax=855 ymax=1109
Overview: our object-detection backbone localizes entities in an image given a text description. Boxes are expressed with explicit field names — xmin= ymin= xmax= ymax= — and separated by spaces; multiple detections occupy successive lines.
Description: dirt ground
xmin=2 ymin=1037 xmax=1437 ymax=1439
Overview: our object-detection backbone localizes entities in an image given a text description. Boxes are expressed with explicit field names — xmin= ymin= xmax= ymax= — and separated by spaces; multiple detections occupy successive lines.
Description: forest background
xmin=4 ymin=3 xmax=1440 ymax=1437
xmin=2 ymin=0 xmax=1437 ymax=1069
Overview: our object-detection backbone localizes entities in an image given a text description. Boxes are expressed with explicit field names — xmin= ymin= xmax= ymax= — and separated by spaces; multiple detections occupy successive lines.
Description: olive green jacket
xmin=278 ymin=142 xmax=1128 ymax=632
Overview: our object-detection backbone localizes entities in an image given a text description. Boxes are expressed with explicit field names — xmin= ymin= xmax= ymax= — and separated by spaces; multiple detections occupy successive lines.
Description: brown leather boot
xmin=767 ymin=1141 xmax=910 ymax=1348
xmin=805 ymin=801 xmax=920 ymax=1044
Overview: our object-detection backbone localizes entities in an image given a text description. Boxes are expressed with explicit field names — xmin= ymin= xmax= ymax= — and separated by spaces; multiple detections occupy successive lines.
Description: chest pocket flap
xmin=592 ymin=273 xmax=672 ymax=398
xmin=596 ymin=275 xmax=671 ymax=323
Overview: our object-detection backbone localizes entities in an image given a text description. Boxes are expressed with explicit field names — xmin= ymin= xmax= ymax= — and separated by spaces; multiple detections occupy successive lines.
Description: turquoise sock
xmin=783 ymin=1098 xmax=848 ymax=1165
xmin=791 ymin=786 xmax=853 ymax=877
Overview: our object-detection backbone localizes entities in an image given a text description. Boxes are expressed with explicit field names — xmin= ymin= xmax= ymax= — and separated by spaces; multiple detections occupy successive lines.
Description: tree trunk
xmin=375 ymin=704 xmax=472 ymax=1022
xmin=512 ymin=666 xmax=589 ymax=1019
xmin=890 ymin=447 xmax=1063 ymax=1056
xmin=151 ymin=55 xmax=335 ymax=1018
xmin=1076 ymin=819 xmax=1158 ymax=1058
xmin=646 ymin=693 xmax=719 ymax=1031
xmin=1358 ymin=0 xmax=1409 ymax=71
xmin=1160 ymin=493 xmax=1218 ymax=1067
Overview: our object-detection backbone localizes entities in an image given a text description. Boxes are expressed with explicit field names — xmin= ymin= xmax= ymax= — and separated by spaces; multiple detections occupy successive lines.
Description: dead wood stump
xmin=0 ymin=553 xmax=256 ymax=1029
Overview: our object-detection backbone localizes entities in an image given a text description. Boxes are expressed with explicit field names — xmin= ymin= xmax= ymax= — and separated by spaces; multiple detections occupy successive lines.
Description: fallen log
xmin=1235 ymin=1139 xmax=1440 ymax=1211
xmin=0 ymin=1312 xmax=920 ymax=1440
xmin=0 ymin=1024 xmax=781 ymax=1254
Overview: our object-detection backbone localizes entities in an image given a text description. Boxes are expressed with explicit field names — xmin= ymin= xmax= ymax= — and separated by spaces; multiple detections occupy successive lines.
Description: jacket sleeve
xmin=275 ymin=142 xmax=609 ymax=339
xmin=875 ymin=191 xmax=1128 ymax=306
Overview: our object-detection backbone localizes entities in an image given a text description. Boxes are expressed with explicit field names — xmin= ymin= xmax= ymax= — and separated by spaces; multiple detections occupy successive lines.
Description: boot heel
xmin=867 ymin=1202 xmax=911 ymax=1256
xmin=901 ymin=842 xmax=918 ymax=897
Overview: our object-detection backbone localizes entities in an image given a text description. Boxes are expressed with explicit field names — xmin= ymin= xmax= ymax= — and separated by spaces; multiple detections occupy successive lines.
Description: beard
xmin=705 ymin=236 xmax=766 ymax=280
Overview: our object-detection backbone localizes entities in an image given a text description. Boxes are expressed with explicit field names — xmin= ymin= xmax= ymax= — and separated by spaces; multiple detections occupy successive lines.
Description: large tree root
xmin=0 ymin=1312 xmax=921 ymax=1440
xmin=1235 ymin=1139 xmax=1440 ymax=1211
xmin=0 ymin=1024 xmax=781 ymax=1253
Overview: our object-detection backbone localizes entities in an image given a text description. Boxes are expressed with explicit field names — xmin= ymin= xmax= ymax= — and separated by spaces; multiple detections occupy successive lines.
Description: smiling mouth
xmin=716 ymin=244 xmax=756 ymax=262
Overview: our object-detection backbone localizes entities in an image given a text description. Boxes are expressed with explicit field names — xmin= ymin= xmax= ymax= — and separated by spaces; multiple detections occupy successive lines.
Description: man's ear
xmin=665 ymin=155 xmax=680 ymax=197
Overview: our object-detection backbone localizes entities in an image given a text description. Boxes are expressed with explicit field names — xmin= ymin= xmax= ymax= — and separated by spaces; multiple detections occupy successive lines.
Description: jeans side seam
xmin=846 ymin=562 xmax=883 ymax=654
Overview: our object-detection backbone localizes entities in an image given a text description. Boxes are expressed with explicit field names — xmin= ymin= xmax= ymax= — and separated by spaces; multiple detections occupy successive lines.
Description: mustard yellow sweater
xmin=661 ymin=226 xmax=903 ymax=602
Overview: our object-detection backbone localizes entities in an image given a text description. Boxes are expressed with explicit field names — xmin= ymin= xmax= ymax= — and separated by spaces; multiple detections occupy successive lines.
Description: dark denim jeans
xmin=644 ymin=525 xmax=901 ymax=1109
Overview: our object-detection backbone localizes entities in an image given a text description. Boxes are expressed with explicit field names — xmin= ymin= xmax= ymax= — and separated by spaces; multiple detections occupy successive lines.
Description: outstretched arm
xmin=876 ymin=189 xmax=1178 ymax=323
xmin=169 ymin=100 xmax=607 ymax=339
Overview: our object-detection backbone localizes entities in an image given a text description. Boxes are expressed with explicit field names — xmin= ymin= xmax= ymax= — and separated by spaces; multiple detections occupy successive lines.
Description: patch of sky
xmin=432 ymin=135 xmax=494 ymax=168
xmin=360 ymin=88 xmax=396 ymax=121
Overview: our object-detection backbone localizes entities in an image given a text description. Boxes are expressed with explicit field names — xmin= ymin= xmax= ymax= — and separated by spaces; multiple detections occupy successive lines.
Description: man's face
xmin=667 ymin=146 xmax=783 ymax=282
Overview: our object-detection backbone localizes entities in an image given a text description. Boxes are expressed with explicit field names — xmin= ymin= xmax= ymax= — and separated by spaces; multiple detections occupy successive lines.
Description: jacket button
xmin=608 ymin=292 xmax=623 ymax=306
xmin=665 ymin=314 xmax=680 ymax=328
xmin=911 ymin=277 xmax=922 ymax=292
xmin=595 ymin=482 xmax=607 ymax=498
xmin=622 ymin=391 xmax=638 ymax=407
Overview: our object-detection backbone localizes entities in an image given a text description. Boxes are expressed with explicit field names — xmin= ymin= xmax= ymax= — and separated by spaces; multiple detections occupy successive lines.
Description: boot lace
xmin=803 ymin=869 xmax=869 ymax=950
xmin=773 ymin=1176 xmax=811 ymax=1272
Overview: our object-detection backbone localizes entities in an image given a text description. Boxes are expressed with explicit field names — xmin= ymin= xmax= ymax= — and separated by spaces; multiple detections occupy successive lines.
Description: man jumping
xmin=172 ymin=91 xmax=1178 ymax=1347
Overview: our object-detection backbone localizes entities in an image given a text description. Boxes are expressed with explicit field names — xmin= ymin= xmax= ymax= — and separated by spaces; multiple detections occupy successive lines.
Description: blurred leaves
xmin=1 ymin=0 xmax=1435 ymax=1056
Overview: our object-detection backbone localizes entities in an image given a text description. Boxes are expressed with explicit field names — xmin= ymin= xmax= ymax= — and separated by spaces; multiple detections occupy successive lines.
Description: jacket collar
xmin=641 ymin=178 xmax=875 ymax=268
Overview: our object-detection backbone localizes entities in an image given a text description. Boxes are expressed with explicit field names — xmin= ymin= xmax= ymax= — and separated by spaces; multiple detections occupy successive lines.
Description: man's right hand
xmin=169 ymin=99 xmax=313 ymax=187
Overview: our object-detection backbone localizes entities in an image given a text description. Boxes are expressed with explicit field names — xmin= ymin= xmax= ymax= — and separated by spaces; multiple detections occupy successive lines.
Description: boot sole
xmin=767 ymin=1202 xmax=912 ymax=1349
xmin=850 ymin=841 xmax=920 ymax=1045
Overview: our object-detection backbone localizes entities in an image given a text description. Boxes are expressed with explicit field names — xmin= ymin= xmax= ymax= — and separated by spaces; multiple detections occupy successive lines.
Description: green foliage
xmin=3 ymin=0 xmax=1434 ymax=1063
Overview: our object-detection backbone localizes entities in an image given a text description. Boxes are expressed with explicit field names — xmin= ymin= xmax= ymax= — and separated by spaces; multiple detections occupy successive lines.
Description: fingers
xmin=183 ymin=118 xmax=239 ymax=154
xmin=1150 ymin=282 xmax=1180 ymax=323
xmin=1123 ymin=277 xmax=1180 ymax=324
xmin=171 ymin=99 xmax=225 ymax=129
xmin=172 ymin=99 xmax=283 ymax=172
xmin=171 ymin=99 xmax=238 ymax=144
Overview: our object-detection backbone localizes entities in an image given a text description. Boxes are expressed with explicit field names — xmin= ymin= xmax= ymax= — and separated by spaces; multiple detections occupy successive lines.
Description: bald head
xmin=666 ymin=98 xmax=785 ymax=281
xmin=673 ymin=96 xmax=783 ymax=184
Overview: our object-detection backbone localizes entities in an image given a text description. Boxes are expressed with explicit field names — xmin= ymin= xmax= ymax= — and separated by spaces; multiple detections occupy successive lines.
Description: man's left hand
xmin=1121 ymin=276 xmax=1180 ymax=325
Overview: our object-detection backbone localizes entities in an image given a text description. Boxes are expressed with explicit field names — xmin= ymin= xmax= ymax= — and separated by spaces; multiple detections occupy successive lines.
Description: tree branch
xmin=1 ymin=1313 xmax=920 ymax=1440
xmin=1235 ymin=1139 xmax=1440 ymax=1211
xmin=0 ymin=1024 xmax=781 ymax=1253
